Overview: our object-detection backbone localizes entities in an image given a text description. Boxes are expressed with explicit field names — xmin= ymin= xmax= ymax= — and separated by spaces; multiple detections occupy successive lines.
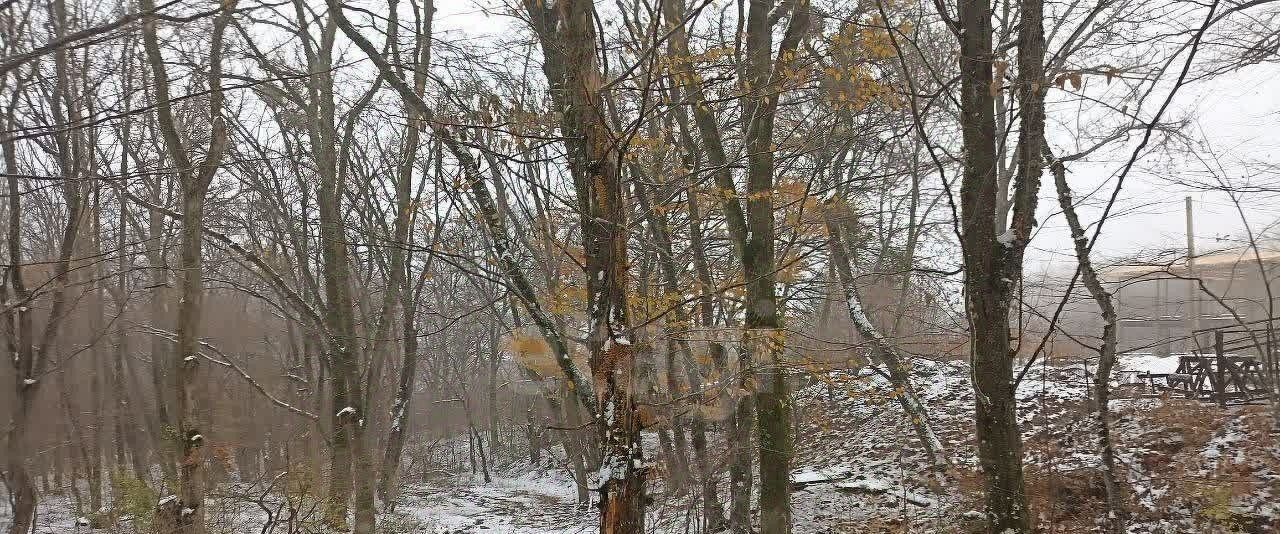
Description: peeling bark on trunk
xmin=523 ymin=1 xmax=647 ymax=530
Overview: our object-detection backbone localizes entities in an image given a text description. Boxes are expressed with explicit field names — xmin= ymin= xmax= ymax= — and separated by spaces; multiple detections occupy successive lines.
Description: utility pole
xmin=1187 ymin=196 xmax=1200 ymax=351
xmin=1115 ymin=283 xmax=1124 ymax=351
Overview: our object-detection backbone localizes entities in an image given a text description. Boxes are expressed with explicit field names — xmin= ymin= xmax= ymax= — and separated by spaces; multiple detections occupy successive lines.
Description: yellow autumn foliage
xmin=504 ymin=328 xmax=589 ymax=380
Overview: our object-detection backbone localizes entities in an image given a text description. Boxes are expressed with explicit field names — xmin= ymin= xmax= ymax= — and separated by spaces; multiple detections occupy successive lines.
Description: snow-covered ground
xmin=390 ymin=470 xmax=594 ymax=533
xmin=787 ymin=355 xmax=1280 ymax=532
xmin=5 ymin=355 xmax=1278 ymax=533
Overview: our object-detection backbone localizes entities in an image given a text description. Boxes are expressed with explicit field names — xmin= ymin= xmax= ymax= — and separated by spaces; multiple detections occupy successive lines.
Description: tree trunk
xmin=3 ymin=390 xmax=38 ymax=534
xmin=729 ymin=381 xmax=755 ymax=533
xmin=140 ymin=1 xmax=234 ymax=529
xmin=113 ymin=95 xmax=151 ymax=481
xmin=3 ymin=13 xmax=88 ymax=527
xmin=1050 ymin=153 xmax=1125 ymax=533
xmin=523 ymin=1 xmax=646 ymax=530
xmin=87 ymin=191 xmax=106 ymax=514
xmin=379 ymin=275 xmax=421 ymax=503
xmin=463 ymin=400 xmax=492 ymax=484
xmin=114 ymin=238 xmax=151 ymax=482
xmin=527 ymin=406 xmax=542 ymax=465
xmin=489 ymin=349 xmax=501 ymax=460
xmin=956 ymin=0 xmax=1044 ymax=527
xmin=146 ymin=190 xmax=177 ymax=483
xmin=824 ymin=212 xmax=947 ymax=471
xmin=683 ymin=155 xmax=730 ymax=533
xmin=665 ymin=341 xmax=691 ymax=491
xmin=742 ymin=2 xmax=809 ymax=531
xmin=2 ymin=81 xmax=39 ymax=534
xmin=169 ymin=53 xmax=212 ymax=534
xmin=373 ymin=2 xmax=434 ymax=504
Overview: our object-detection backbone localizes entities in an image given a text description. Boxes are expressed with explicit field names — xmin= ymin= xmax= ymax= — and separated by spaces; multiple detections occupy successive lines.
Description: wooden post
xmin=1215 ymin=331 xmax=1226 ymax=406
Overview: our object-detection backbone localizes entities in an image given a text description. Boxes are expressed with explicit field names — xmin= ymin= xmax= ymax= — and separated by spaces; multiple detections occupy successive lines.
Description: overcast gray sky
xmin=432 ymin=0 xmax=1280 ymax=273
xmin=1031 ymin=61 xmax=1280 ymax=272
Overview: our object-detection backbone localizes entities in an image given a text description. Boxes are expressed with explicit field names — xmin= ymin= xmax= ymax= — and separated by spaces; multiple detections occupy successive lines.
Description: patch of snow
xmin=790 ymin=465 xmax=854 ymax=485
xmin=1116 ymin=352 xmax=1182 ymax=377
xmin=834 ymin=477 xmax=892 ymax=493
xmin=997 ymin=228 xmax=1016 ymax=246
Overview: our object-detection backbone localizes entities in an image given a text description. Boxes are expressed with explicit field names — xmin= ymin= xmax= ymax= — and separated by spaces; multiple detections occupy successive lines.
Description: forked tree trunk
xmin=956 ymin=0 xmax=1044 ymax=527
xmin=741 ymin=2 xmax=810 ymax=531
xmin=140 ymin=0 xmax=234 ymax=529
xmin=312 ymin=47 xmax=379 ymax=534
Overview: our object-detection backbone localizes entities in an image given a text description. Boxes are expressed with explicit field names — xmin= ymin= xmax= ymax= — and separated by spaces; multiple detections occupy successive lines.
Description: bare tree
xmin=140 ymin=0 xmax=234 ymax=530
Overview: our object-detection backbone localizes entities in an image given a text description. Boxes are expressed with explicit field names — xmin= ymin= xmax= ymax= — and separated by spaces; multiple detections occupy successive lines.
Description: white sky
xmin=432 ymin=1 xmax=1280 ymax=273
xmin=1031 ymin=61 xmax=1280 ymax=272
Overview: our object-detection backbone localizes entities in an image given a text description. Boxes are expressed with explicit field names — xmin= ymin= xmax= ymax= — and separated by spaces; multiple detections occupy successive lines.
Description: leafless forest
xmin=2 ymin=0 xmax=1280 ymax=532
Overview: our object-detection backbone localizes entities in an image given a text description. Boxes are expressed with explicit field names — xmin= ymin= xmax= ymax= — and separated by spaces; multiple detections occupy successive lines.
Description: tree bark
xmin=309 ymin=18 xmax=378 ymax=529
xmin=113 ymin=169 xmax=151 ymax=481
xmin=955 ymin=0 xmax=1044 ymax=527
xmin=824 ymin=211 xmax=947 ymax=472
xmin=523 ymin=1 xmax=647 ymax=530
xmin=379 ymin=262 xmax=423 ymax=503
xmin=742 ymin=2 xmax=809 ymax=531
xmin=140 ymin=0 xmax=234 ymax=529
xmin=2 ymin=8 xmax=89 ymax=531
xmin=1049 ymin=152 xmax=1125 ymax=533
xmin=1 ymin=72 xmax=40 ymax=534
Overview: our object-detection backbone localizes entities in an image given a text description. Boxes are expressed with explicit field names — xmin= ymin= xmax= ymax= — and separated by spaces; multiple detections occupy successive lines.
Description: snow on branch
xmin=136 ymin=325 xmax=319 ymax=421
